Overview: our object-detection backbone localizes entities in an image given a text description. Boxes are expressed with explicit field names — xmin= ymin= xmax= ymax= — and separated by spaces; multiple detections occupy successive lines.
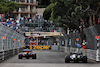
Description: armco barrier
xmin=0 ymin=48 xmax=24 ymax=61
xmin=59 ymin=46 xmax=66 ymax=52
xmin=59 ymin=25 xmax=100 ymax=61
xmin=0 ymin=24 xmax=25 ymax=61
xmin=85 ymin=49 xmax=96 ymax=61
xmin=51 ymin=45 xmax=59 ymax=50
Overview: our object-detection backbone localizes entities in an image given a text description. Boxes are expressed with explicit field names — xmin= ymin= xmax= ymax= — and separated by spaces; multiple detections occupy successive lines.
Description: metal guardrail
xmin=63 ymin=46 xmax=99 ymax=61
xmin=59 ymin=30 xmax=100 ymax=61
xmin=0 ymin=48 xmax=23 ymax=61
xmin=7 ymin=0 xmax=38 ymax=4
xmin=0 ymin=24 xmax=25 ymax=61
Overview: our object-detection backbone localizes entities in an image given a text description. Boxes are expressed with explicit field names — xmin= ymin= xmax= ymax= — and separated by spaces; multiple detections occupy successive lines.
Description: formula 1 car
xmin=65 ymin=52 xmax=87 ymax=63
xmin=18 ymin=49 xmax=36 ymax=59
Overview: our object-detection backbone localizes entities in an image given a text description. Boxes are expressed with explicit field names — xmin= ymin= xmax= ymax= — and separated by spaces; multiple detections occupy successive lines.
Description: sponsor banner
xmin=24 ymin=45 xmax=51 ymax=50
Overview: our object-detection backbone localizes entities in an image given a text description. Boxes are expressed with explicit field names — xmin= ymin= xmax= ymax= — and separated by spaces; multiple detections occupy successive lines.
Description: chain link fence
xmin=59 ymin=32 xmax=82 ymax=52
xmin=59 ymin=25 xmax=100 ymax=61
xmin=0 ymin=24 xmax=25 ymax=61
xmin=83 ymin=25 xmax=100 ymax=61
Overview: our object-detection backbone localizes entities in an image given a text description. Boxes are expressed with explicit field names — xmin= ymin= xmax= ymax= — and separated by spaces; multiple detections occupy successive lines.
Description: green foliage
xmin=43 ymin=3 xmax=55 ymax=20
xmin=43 ymin=0 xmax=100 ymax=40
xmin=71 ymin=12 xmax=76 ymax=17
xmin=50 ymin=1 xmax=67 ymax=20
xmin=43 ymin=0 xmax=100 ymax=31
xmin=0 ymin=0 xmax=20 ymax=15
xmin=50 ymin=0 xmax=57 ymax=3
xmin=37 ymin=0 xmax=51 ymax=8
xmin=75 ymin=6 xmax=82 ymax=12
xmin=77 ymin=0 xmax=100 ymax=15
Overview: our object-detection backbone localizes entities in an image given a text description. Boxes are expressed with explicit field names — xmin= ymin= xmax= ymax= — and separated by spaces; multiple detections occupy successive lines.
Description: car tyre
xmin=65 ymin=55 xmax=70 ymax=63
xmin=18 ymin=55 xmax=22 ymax=59
xmin=32 ymin=54 xmax=36 ymax=59
xmin=82 ymin=56 xmax=87 ymax=63
xmin=74 ymin=60 xmax=79 ymax=63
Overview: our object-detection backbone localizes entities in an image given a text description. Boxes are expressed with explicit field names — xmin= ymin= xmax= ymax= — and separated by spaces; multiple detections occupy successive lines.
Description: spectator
xmin=21 ymin=17 xmax=24 ymax=21
xmin=8 ymin=20 xmax=12 ymax=25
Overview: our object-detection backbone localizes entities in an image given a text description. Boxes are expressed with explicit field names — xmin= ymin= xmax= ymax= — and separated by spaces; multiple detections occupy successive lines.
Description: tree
xmin=74 ymin=0 xmax=100 ymax=27
xmin=43 ymin=0 xmax=80 ymax=30
xmin=43 ymin=3 xmax=55 ymax=20
xmin=43 ymin=0 xmax=100 ymax=31
xmin=0 ymin=0 xmax=20 ymax=18
xmin=50 ymin=0 xmax=57 ymax=3
xmin=43 ymin=0 xmax=100 ymax=40
xmin=37 ymin=0 xmax=51 ymax=8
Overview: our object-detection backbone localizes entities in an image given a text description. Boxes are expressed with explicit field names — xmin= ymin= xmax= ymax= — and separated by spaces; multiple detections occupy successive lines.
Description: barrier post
xmin=75 ymin=38 xmax=79 ymax=52
xmin=2 ymin=40 xmax=4 ymax=60
xmin=18 ymin=40 xmax=20 ymax=53
xmin=22 ymin=40 xmax=24 ymax=48
xmin=13 ymin=38 xmax=16 ymax=55
xmin=96 ymin=36 xmax=99 ymax=62
xmin=2 ymin=36 xmax=6 ymax=60
xmin=69 ymin=39 xmax=71 ymax=52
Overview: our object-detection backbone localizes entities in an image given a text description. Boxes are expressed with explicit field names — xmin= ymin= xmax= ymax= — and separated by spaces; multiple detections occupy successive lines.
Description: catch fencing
xmin=83 ymin=25 xmax=100 ymax=61
xmin=59 ymin=32 xmax=82 ymax=52
xmin=0 ymin=24 xmax=25 ymax=61
xmin=59 ymin=25 xmax=100 ymax=61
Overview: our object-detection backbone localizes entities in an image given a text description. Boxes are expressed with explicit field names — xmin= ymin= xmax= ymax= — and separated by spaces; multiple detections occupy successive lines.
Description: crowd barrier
xmin=0 ymin=24 xmax=25 ymax=61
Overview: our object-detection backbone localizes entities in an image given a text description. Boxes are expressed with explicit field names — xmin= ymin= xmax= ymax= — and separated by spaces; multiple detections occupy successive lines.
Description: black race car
xmin=18 ymin=49 xmax=36 ymax=59
xmin=65 ymin=52 xmax=87 ymax=63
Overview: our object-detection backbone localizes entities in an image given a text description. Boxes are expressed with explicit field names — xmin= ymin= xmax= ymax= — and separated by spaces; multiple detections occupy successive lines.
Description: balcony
xmin=13 ymin=9 xmax=37 ymax=14
xmin=7 ymin=0 xmax=38 ymax=5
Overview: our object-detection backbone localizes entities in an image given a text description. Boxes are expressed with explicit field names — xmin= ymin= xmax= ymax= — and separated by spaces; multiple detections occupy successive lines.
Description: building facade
xmin=36 ymin=8 xmax=45 ymax=16
xmin=7 ymin=0 xmax=38 ymax=20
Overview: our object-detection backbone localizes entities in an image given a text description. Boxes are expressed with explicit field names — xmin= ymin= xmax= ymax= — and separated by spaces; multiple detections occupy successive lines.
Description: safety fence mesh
xmin=59 ymin=25 xmax=100 ymax=61
xmin=0 ymin=24 xmax=25 ymax=61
